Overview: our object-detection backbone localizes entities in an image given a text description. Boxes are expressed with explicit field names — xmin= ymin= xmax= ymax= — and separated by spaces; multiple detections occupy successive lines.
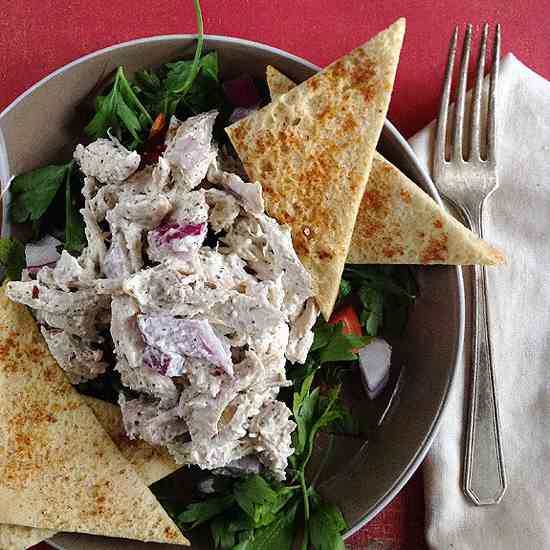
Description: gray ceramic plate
xmin=0 ymin=35 xmax=464 ymax=549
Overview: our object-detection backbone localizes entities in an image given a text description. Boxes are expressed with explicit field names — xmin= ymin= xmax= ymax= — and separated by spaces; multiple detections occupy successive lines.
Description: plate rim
xmin=0 ymin=33 xmax=464 ymax=545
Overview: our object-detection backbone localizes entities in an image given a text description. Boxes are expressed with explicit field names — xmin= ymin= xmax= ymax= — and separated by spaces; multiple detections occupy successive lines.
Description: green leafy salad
xmin=0 ymin=1 xmax=417 ymax=548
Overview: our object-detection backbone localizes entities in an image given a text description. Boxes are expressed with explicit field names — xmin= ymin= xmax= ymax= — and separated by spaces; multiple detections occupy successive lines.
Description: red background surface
xmin=1 ymin=1 xmax=548 ymax=549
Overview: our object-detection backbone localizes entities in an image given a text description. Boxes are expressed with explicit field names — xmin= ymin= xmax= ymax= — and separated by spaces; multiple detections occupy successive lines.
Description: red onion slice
xmin=143 ymin=346 xmax=185 ymax=377
xmin=223 ymin=75 xmax=261 ymax=107
xmin=229 ymin=106 xmax=258 ymax=124
xmin=147 ymin=222 xmax=206 ymax=262
xmin=25 ymin=234 xmax=62 ymax=268
xmin=138 ymin=315 xmax=233 ymax=375
xmin=358 ymin=338 xmax=392 ymax=400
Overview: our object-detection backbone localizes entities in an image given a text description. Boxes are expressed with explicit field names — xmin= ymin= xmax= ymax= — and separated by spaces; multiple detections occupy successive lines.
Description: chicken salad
xmin=6 ymin=109 xmax=319 ymax=481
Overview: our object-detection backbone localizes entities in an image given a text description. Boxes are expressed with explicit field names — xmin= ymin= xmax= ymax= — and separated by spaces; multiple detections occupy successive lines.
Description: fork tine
xmin=487 ymin=24 xmax=501 ymax=162
xmin=453 ymin=24 xmax=473 ymax=161
xmin=434 ymin=27 xmax=458 ymax=170
xmin=469 ymin=23 xmax=488 ymax=160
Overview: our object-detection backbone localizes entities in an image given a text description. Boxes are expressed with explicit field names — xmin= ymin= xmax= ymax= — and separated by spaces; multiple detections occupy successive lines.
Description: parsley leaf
xmin=0 ymin=238 xmax=25 ymax=280
xmin=358 ymin=286 xmax=384 ymax=336
xmin=344 ymin=265 xmax=416 ymax=298
xmin=312 ymin=320 xmax=371 ymax=363
xmin=338 ymin=278 xmax=352 ymax=300
xmin=177 ymin=494 xmax=235 ymax=528
xmin=10 ymin=162 xmax=72 ymax=224
xmin=233 ymin=476 xmax=296 ymax=528
xmin=232 ymin=501 xmax=298 ymax=550
xmin=291 ymin=372 xmax=320 ymax=459
xmin=302 ymin=386 xmax=344 ymax=470
xmin=341 ymin=265 xmax=417 ymax=337
xmin=211 ymin=515 xmax=237 ymax=549
xmin=309 ymin=499 xmax=347 ymax=550
xmin=85 ymin=66 xmax=152 ymax=144
xmin=319 ymin=394 xmax=359 ymax=435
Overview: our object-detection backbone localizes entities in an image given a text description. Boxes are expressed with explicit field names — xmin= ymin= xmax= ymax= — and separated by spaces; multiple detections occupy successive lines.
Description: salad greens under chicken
xmin=0 ymin=1 xmax=417 ymax=548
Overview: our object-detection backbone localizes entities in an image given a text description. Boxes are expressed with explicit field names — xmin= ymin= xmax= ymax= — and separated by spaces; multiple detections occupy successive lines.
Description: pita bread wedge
xmin=0 ymin=395 xmax=179 ymax=550
xmin=0 ymin=286 xmax=188 ymax=546
xmin=227 ymin=19 xmax=406 ymax=319
xmin=346 ymin=154 xmax=504 ymax=264
xmin=266 ymin=66 xmax=505 ymax=266
xmin=84 ymin=396 xmax=179 ymax=487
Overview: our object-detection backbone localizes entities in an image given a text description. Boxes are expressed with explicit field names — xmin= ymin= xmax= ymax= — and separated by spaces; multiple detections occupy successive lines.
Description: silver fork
xmin=433 ymin=23 xmax=506 ymax=505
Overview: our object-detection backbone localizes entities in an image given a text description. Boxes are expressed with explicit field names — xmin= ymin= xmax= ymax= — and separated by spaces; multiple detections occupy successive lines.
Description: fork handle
xmin=463 ymin=206 xmax=507 ymax=505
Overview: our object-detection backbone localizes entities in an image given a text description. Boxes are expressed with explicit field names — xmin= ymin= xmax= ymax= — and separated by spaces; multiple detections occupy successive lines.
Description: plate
xmin=0 ymin=34 xmax=464 ymax=549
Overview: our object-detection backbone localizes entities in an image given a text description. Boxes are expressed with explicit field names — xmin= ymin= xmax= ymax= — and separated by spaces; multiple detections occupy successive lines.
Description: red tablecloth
xmin=1 ymin=1 xmax=549 ymax=549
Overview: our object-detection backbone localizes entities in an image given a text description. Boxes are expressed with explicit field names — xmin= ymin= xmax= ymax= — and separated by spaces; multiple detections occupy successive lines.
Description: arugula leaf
xmin=134 ymin=0 xmax=210 ymax=120
xmin=10 ymin=162 xmax=72 ymax=223
xmin=309 ymin=500 xmax=347 ymax=550
xmin=172 ymin=0 xmax=204 ymax=95
xmin=177 ymin=494 xmax=235 ymax=528
xmin=199 ymin=51 xmax=219 ymax=82
xmin=0 ymin=238 xmax=25 ymax=280
xmin=85 ymin=66 xmax=152 ymax=143
xmin=233 ymin=475 xmax=296 ymax=528
xmin=164 ymin=60 xmax=195 ymax=95
xmin=232 ymin=501 xmax=298 ymax=550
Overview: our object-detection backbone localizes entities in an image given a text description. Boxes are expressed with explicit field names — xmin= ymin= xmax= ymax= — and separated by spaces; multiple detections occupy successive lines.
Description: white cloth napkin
xmin=408 ymin=54 xmax=550 ymax=550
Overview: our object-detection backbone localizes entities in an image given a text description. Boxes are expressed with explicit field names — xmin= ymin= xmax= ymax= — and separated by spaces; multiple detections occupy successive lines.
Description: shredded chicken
xmin=119 ymin=395 xmax=187 ymax=446
xmin=41 ymin=326 xmax=107 ymax=384
xmin=74 ymin=138 xmax=140 ymax=184
xmin=6 ymin=108 xmax=318 ymax=481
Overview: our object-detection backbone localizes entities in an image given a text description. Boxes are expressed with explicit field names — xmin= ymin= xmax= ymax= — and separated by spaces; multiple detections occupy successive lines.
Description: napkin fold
xmin=409 ymin=54 xmax=550 ymax=550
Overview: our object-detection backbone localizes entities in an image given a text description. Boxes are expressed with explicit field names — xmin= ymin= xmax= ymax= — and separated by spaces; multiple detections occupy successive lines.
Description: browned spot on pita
xmin=363 ymin=190 xmax=385 ymax=211
xmin=400 ymin=189 xmax=412 ymax=203
xmin=421 ymin=234 xmax=449 ymax=262
xmin=383 ymin=246 xmax=404 ymax=259
xmin=343 ymin=113 xmax=357 ymax=132
xmin=307 ymin=78 xmax=319 ymax=91
xmin=317 ymin=249 xmax=333 ymax=260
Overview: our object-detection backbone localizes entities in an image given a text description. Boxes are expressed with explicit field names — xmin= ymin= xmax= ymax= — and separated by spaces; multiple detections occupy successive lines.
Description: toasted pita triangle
xmin=227 ymin=19 xmax=406 ymax=319
xmin=266 ymin=66 xmax=504 ymax=266
xmin=0 ymin=287 xmax=188 ymax=545
xmin=84 ymin=396 xmax=179 ymax=487
xmin=0 ymin=395 xmax=180 ymax=550
xmin=266 ymin=64 xmax=297 ymax=99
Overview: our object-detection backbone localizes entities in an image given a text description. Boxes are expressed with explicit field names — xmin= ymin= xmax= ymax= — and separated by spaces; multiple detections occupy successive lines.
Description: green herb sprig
xmin=84 ymin=66 xmax=153 ymax=146
xmin=339 ymin=265 xmax=417 ymax=337
xmin=0 ymin=238 xmax=25 ymax=280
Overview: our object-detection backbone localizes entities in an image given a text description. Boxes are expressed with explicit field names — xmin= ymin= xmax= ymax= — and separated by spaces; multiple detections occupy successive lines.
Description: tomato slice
xmin=329 ymin=304 xmax=362 ymax=337
xmin=142 ymin=113 xmax=168 ymax=166
xmin=148 ymin=112 xmax=166 ymax=139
